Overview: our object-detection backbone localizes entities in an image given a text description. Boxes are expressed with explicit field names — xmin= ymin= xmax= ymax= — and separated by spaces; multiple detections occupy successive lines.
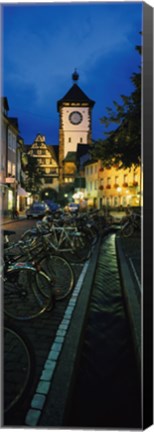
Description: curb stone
xmin=0 ymin=216 xmax=26 ymax=226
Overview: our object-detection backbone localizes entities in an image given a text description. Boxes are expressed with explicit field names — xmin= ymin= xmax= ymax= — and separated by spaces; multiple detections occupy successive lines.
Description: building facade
xmin=0 ymin=97 xmax=25 ymax=216
xmin=25 ymin=134 xmax=59 ymax=201
xmin=0 ymin=97 xmax=9 ymax=213
xmin=84 ymin=159 xmax=141 ymax=209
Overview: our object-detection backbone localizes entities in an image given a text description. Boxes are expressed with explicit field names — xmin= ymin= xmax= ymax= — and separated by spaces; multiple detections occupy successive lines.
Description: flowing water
xmin=67 ymin=234 xmax=141 ymax=429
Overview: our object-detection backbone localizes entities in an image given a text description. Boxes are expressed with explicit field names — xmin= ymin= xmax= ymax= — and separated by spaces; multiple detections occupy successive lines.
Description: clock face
xmin=69 ymin=111 xmax=83 ymax=125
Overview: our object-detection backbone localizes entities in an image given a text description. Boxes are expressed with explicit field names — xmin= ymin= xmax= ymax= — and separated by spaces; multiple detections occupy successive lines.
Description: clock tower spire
xmin=72 ymin=68 xmax=79 ymax=82
xmin=58 ymin=71 xmax=95 ymax=184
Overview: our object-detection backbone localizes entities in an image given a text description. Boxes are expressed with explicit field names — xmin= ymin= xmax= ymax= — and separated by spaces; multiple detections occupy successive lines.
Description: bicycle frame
xmin=44 ymin=224 xmax=83 ymax=253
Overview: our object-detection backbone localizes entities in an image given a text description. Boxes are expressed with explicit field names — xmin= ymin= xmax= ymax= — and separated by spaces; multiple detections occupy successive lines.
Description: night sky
xmin=2 ymin=1 xmax=142 ymax=146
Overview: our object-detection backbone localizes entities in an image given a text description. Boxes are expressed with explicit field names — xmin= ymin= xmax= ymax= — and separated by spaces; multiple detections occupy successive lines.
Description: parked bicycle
xmin=3 ymin=229 xmax=74 ymax=304
xmin=120 ymin=212 xmax=141 ymax=237
xmin=21 ymin=215 xmax=92 ymax=263
xmin=2 ymin=231 xmax=54 ymax=320
xmin=4 ymin=320 xmax=35 ymax=415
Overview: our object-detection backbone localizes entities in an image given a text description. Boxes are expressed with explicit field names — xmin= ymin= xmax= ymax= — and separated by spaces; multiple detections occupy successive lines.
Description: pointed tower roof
xmin=57 ymin=70 xmax=95 ymax=111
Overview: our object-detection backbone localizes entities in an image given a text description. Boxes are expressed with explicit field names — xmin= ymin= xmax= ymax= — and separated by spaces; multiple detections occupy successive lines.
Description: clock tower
xmin=57 ymin=70 xmax=95 ymax=183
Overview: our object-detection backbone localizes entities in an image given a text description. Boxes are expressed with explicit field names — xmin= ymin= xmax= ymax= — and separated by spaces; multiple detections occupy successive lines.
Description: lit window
xmin=7 ymin=160 xmax=11 ymax=176
xmin=12 ymin=164 xmax=16 ymax=176
xmin=8 ymin=190 xmax=13 ymax=210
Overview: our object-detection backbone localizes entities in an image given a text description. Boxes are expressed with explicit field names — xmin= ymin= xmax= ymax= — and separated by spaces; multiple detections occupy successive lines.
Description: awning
xmin=17 ymin=186 xmax=29 ymax=196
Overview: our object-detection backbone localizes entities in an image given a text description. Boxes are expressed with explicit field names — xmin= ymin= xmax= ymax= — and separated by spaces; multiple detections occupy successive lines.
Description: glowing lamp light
xmin=73 ymin=191 xmax=84 ymax=200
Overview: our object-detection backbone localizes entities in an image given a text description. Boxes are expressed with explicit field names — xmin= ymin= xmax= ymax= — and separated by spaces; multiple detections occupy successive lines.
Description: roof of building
xmin=76 ymin=144 xmax=90 ymax=158
xmin=83 ymin=158 xmax=98 ymax=167
xmin=24 ymin=143 xmax=59 ymax=164
xmin=9 ymin=117 xmax=19 ymax=131
xmin=63 ymin=151 xmax=76 ymax=163
xmin=52 ymin=145 xmax=59 ymax=162
xmin=24 ymin=144 xmax=31 ymax=152
xmin=1 ymin=97 xmax=9 ymax=112
xmin=57 ymin=83 xmax=95 ymax=111
xmin=47 ymin=145 xmax=59 ymax=163
xmin=17 ymin=135 xmax=24 ymax=142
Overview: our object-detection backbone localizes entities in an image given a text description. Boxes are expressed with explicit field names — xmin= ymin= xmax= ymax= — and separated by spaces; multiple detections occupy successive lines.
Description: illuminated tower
xmin=57 ymin=70 xmax=95 ymax=183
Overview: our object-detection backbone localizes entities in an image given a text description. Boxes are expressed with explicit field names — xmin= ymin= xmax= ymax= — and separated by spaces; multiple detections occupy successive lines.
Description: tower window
xmin=80 ymin=138 xmax=83 ymax=143
xmin=68 ymin=137 xmax=71 ymax=143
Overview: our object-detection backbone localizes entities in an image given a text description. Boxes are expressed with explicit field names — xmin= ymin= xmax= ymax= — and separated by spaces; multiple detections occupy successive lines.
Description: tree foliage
xmin=91 ymin=43 xmax=141 ymax=169
xmin=22 ymin=153 xmax=45 ymax=194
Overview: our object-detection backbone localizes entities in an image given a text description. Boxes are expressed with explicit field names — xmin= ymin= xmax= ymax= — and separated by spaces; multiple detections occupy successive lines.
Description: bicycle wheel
xmin=21 ymin=229 xmax=38 ymax=248
xmin=4 ymin=323 xmax=34 ymax=414
xmin=38 ymin=255 xmax=74 ymax=300
xmin=90 ymin=226 xmax=99 ymax=245
xmin=80 ymin=226 xmax=99 ymax=246
xmin=121 ymin=223 xmax=134 ymax=238
xmin=4 ymin=267 xmax=52 ymax=320
xmin=68 ymin=232 xmax=92 ymax=263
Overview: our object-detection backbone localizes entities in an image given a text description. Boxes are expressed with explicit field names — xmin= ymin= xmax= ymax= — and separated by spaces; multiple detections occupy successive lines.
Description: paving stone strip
xmin=116 ymin=236 xmax=141 ymax=369
xmin=25 ymin=259 xmax=90 ymax=426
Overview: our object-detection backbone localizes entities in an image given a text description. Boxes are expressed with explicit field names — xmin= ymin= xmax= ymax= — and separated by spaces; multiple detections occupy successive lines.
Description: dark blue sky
xmin=2 ymin=2 xmax=142 ymax=145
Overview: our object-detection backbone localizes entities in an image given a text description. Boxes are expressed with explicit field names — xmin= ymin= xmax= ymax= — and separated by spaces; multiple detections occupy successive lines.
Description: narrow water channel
xmin=66 ymin=234 xmax=141 ymax=429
